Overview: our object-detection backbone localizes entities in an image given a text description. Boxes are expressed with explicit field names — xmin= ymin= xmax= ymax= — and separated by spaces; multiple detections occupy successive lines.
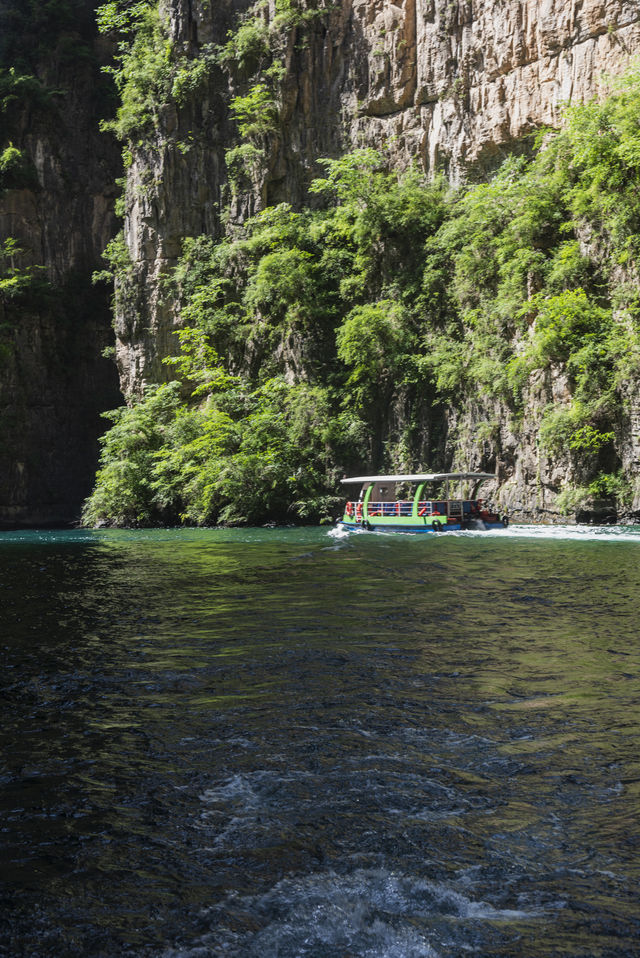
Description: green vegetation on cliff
xmin=83 ymin=0 xmax=640 ymax=524
xmin=85 ymin=66 xmax=640 ymax=525
xmin=85 ymin=152 xmax=443 ymax=525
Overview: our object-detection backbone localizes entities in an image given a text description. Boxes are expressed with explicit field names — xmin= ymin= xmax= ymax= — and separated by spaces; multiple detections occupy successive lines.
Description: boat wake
xmin=458 ymin=523 xmax=640 ymax=542
xmin=328 ymin=522 xmax=640 ymax=543
xmin=327 ymin=524 xmax=366 ymax=540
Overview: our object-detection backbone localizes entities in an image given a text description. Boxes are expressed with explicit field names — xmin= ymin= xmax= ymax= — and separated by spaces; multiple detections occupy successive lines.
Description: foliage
xmin=336 ymin=300 xmax=411 ymax=409
xmin=92 ymin=231 xmax=139 ymax=324
xmin=527 ymin=290 xmax=610 ymax=364
xmin=225 ymin=143 xmax=266 ymax=193
xmin=98 ymin=1 xmax=173 ymax=142
xmin=81 ymin=382 xmax=184 ymax=526
xmin=587 ymin=471 xmax=633 ymax=508
xmin=0 ymin=144 xmax=38 ymax=191
xmin=0 ymin=68 xmax=57 ymax=121
xmin=217 ymin=15 xmax=270 ymax=73
xmin=88 ymin=68 xmax=640 ymax=525
xmin=554 ymin=485 xmax=590 ymax=516
xmin=82 ymin=373 xmax=355 ymax=526
xmin=0 ymin=238 xmax=50 ymax=304
xmin=96 ymin=0 xmax=151 ymax=37
xmin=550 ymin=67 xmax=640 ymax=261
xmin=0 ymin=0 xmax=95 ymax=72
xmin=171 ymin=45 xmax=217 ymax=105
xmin=538 ymin=403 xmax=613 ymax=457
xmin=555 ymin=470 xmax=632 ymax=516
xmin=92 ymin=232 xmax=132 ymax=285
xmin=229 ymin=83 xmax=278 ymax=138
xmin=272 ymin=0 xmax=329 ymax=29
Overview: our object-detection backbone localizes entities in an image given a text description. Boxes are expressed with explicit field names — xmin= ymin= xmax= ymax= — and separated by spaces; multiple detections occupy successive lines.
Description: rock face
xmin=114 ymin=0 xmax=640 ymax=519
xmin=350 ymin=0 xmax=640 ymax=178
xmin=120 ymin=0 xmax=640 ymax=390
xmin=0 ymin=4 xmax=122 ymax=527
xmin=115 ymin=1 xmax=245 ymax=396
xmin=0 ymin=291 xmax=120 ymax=527
xmin=4 ymin=0 xmax=640 ymax=523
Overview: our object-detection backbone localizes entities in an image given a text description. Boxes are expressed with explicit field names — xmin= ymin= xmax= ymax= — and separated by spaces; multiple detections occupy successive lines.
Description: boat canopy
xmin=341 ymin=472 xmax=495 ymax=484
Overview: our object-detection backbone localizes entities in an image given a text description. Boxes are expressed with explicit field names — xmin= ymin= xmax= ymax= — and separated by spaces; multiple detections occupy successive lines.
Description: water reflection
xmin=1 ymin=527 xmax=640 ymax=955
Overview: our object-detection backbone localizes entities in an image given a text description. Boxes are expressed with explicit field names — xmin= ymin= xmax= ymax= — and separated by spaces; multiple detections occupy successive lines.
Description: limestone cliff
xmin=0 ymin=0 xmax=122 ymax=527
xmin=111 ymin=0 xmax=640 ymax=521
xmin=353 ymin=0 xmax=640 ymax=176
xmin=4 ymin=0 xmax=640 ymax=525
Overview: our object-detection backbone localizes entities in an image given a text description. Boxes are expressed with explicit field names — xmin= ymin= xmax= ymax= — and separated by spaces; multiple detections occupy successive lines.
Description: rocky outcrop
xmin=350 ymin=0 xmax=640 ymax=177
xmin=118 ymin=0 xmax=640 ymax=394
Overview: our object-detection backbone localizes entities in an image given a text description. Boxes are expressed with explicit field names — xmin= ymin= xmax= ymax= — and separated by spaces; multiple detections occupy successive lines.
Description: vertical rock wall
xmin=0 ymin=3 xmax=122 ymax=527
xmin=120 ymin=0 xmax=640 ymax=391
xmin=349 ymin=0 xmax=640 ymax=177
xmin=4 ymin=0 xmax=640 ymax=523
xmin=112 ymin=0 xmax=640 ymax=519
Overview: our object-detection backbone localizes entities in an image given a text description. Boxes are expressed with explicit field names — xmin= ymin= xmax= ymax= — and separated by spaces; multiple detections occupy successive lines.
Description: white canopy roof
xmin=341 ymin=473 xmax=496 ymax=484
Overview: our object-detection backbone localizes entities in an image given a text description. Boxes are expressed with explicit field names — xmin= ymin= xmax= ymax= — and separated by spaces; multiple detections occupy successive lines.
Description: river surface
xmin=2 ymin=525 xmax=640 ymax=957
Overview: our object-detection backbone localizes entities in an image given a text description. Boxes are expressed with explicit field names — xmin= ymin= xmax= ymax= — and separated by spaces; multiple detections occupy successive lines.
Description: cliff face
xmin=4 ymin=0 xmax=640 ymax=525
xmin=350 ymin=0 xmax=640 ymax=176
xmin=111 ymin=0 xmax=640 ymax=520
xmin=0 ymin=1 xmax=122 ymax=527
xmin=119 ymin=0 xmax=640 ymax=390
xmin=115 ymin=0 xmax=245 ymax=396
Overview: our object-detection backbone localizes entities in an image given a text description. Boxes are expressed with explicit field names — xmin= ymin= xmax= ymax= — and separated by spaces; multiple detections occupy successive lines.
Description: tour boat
xmin=338 ymin=472 xmax=508 ymax=533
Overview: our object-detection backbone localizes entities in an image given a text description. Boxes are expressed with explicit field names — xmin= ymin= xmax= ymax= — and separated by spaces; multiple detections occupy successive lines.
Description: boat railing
xmin=367 ymin=501 xmax=413 ymax=517
xmin=346 ymin=499 xmax=484 ymax=521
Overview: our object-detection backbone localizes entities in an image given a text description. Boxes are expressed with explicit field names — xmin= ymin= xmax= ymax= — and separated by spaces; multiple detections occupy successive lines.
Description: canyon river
xmin=1 ymin=525 xmax=640 ymax=957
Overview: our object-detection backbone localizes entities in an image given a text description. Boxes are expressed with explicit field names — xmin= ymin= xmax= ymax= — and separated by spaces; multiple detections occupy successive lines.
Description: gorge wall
xmin=0 ymin=0 xmax=121 ymax=527
xmin=113 ymin=0 xmax=640 ymax=521
xmin=119 ymin=0 xmax=640 ymax=393
xmin=3 ymin=0 xmax=640 ymax=524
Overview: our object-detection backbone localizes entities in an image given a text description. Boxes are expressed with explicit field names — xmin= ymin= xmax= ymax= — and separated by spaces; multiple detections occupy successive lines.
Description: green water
xmin=1 ymin=525 xmax=640 ymax=956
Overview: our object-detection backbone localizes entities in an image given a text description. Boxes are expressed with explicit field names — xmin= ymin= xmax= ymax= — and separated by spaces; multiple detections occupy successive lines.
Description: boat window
xmin=370 ymin=483 xmax=394 ymax=501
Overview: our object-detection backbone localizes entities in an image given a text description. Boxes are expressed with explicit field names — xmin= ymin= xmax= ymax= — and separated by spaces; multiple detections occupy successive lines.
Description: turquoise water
xmin=1 ymin=524 xmax=640 ymax=956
